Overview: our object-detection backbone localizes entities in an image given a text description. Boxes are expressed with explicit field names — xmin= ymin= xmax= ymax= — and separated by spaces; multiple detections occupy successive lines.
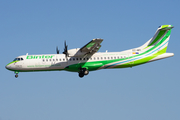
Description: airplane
xmin=5 ymin=25 xmax=174 ymax=78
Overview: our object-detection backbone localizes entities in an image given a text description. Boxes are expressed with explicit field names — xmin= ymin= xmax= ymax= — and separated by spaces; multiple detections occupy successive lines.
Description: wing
xmin=80 ymin=38 xmax=103 ymax=55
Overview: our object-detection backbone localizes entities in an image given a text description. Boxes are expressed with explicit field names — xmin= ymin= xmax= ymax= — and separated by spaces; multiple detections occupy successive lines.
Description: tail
xmin=139 ymin=25 xmax=174 ymax=54
xmin=134 ymin=25 xmax=174 ymax=63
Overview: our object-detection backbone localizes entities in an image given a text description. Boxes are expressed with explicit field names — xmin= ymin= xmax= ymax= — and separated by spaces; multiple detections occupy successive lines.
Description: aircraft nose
xmin=5 ymin=64 xmax=12 ymax=70
xmin=5 ymin=64 xmax=10 ymax=69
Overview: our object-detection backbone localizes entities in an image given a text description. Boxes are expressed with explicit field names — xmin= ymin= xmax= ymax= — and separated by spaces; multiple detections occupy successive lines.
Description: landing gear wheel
xmin=15 ymin=74 xmax=18 ymax=78
xmin=79 ymin=72 xmax=84 ymax=78
xmin=78 ymin=67 xmax=89 ymax=78
xmin=84 ymin=70 xmax=89 ymax=75
xmin=14 ymin=71 xmax=19 ymax=78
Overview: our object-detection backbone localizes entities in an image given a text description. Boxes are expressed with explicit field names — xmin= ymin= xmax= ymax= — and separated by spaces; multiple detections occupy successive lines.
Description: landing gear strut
xmin=78 ymin=68 xmax=89 ymax=78
xmin=14 ymin=71 xmax=19 ymax=78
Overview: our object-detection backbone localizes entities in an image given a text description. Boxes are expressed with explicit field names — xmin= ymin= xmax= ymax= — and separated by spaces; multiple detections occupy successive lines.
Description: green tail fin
xmin=148 ymin=25 xmax=173 ymax=47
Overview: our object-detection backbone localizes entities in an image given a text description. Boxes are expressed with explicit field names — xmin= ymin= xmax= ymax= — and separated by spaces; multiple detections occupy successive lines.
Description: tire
xmin=15 ymin=74 xmax=18 ymax=78
xmin=79 ymin=72 xmax=84 ymax=78
xmin=84 ymin=70 xmax=89 ymax=75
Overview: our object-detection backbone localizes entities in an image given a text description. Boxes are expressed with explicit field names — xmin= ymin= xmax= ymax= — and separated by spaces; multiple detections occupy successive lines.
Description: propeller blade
xmin=56 ymin=46 xmax=59 ymax=54
xmin=63 ymin=40 xmax=68 ymax=56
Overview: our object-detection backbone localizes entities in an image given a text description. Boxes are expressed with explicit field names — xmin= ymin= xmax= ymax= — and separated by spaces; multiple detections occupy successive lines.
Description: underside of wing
xmin=80 ymin=38 xmax=103 ymax=55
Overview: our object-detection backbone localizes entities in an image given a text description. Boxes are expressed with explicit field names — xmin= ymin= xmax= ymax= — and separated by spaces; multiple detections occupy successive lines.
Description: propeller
xmin=63 ymin=41 xmax=68 ymax=57
xmin=56 ymin=46 xmax=60 ymax=54
xmin=62 ymin=41 xmax=69 ymax=61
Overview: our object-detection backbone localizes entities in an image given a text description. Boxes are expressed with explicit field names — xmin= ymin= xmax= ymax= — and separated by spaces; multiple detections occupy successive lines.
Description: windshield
xmin=13 ymin=58 xmax=23 ymax=61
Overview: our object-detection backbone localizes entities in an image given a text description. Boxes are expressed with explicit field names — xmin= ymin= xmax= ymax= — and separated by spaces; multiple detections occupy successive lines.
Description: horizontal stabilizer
xmin=148 ymin=53 xmax=174 ymax=62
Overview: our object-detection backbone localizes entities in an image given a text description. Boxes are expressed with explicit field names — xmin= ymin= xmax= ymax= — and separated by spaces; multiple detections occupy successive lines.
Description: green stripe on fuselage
xmin=9 ymin=29 xmax=171 ymax=73
xmin=6 ymin=61 xmax=19 ymax=66
xmin=130 ymin=29 xmax=171 ymax=59
xmin=113 ymin=46 xmax=168 ymax=68
xmin=65 ymin=29 xmax=171 ymax=72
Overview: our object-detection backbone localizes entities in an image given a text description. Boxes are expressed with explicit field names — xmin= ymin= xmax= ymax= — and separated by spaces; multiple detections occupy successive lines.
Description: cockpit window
xmin=13 ymin=58 xmax=23 ymax=61
xmin=13 ymin=58 xmax=19 ymax=61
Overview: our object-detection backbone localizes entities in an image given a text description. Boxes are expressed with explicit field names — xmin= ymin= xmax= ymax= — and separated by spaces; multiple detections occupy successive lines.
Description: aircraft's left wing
xmin=80 ymin=38 xmax=103 ymax=55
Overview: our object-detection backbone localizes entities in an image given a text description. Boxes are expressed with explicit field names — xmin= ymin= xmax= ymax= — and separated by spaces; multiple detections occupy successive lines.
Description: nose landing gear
xmin=15 ymin=74 xmax=18 ymax=78
xmin=14 ymin=71 xmax=19 ymax=78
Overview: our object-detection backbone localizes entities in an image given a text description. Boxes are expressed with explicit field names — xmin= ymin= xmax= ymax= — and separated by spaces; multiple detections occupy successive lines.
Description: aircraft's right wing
xmin=79 ymin=38 xmax=103 ymax=55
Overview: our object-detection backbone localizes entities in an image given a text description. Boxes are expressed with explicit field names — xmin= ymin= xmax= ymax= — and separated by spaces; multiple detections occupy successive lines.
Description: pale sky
xmin=1 ymin=0 xmax=180 ymax=120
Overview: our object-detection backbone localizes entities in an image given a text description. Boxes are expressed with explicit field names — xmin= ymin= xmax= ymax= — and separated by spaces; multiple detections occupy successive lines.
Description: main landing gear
xmin=78 ymin=68 xmax=89 ymax=78
xmin=15 ymin=71 xmax=19 ymax=78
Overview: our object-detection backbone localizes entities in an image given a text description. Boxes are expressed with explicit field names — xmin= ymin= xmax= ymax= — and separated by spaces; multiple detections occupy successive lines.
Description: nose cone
xmin=5 ymin=62 xmax=13 ymax=70
xmin=5 ymin=64 xmax=10 ymax=70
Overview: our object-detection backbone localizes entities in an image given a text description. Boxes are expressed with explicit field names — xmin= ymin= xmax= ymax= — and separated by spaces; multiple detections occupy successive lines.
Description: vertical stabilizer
xmin=148 ymin=25 xmax=173 ymax=46
xmin=139 ymin=25 xmax=174 ymax=53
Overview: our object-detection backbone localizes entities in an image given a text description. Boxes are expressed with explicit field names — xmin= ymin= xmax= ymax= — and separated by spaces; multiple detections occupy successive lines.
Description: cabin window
xmin=111 ymin=57 xmax=113 ymax=59
xmin=49 ymin=59 xmax=51 ymax=61
xmin=63 ymin=59 xmax=65 ymax=61
xmin=59 ymin=59 xmax=61 ymax=61
xmin=94 ymin=57 xmax=96 ymax=60
xmin=90 ymin=58 xmax=92 ymax=60
xmin=43 ymin=59 xmax=45 ymax=62
xmin=46 ymin=59 xmax=48 ymax=62
xmin=97 ymin=57 xmax=99 ymax=60
xmin=101 ymin=57 xmax=103 ymax=60
xmin=80 ymin=58 xmax=82 ymax=60
xmin=53 ymin=59 xmax=55 ymax=61
xmin=83 ymin=58 xmax=86 ymax=60
xmin=56 ymin=59 xmax=58 ymax=61
xmin=114 ymin=57 xmax=116 ymax=59
xmin=21 ymin=58 xmax=23 ymax=60
xmin=73 ymin=58 xmax=75 ymax=61
xmin=124 ymin=56 xmax=126 ymax=58
xmin=117 ymin=56 xmax=120 ymax=59
xmin=76 ymin=58 xmax=78 ymax=60
xmin=108 ymin=57 xmax=110 ymax=59
xmin=87 ymin=58 xmax=89 ymax=60
xmin=104 ymin=57 xmax=106 ymax=59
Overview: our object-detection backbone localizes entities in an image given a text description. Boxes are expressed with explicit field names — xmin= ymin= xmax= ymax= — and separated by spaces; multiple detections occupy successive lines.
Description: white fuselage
xmin=8 ymin=51 xmax=132 ymax=72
